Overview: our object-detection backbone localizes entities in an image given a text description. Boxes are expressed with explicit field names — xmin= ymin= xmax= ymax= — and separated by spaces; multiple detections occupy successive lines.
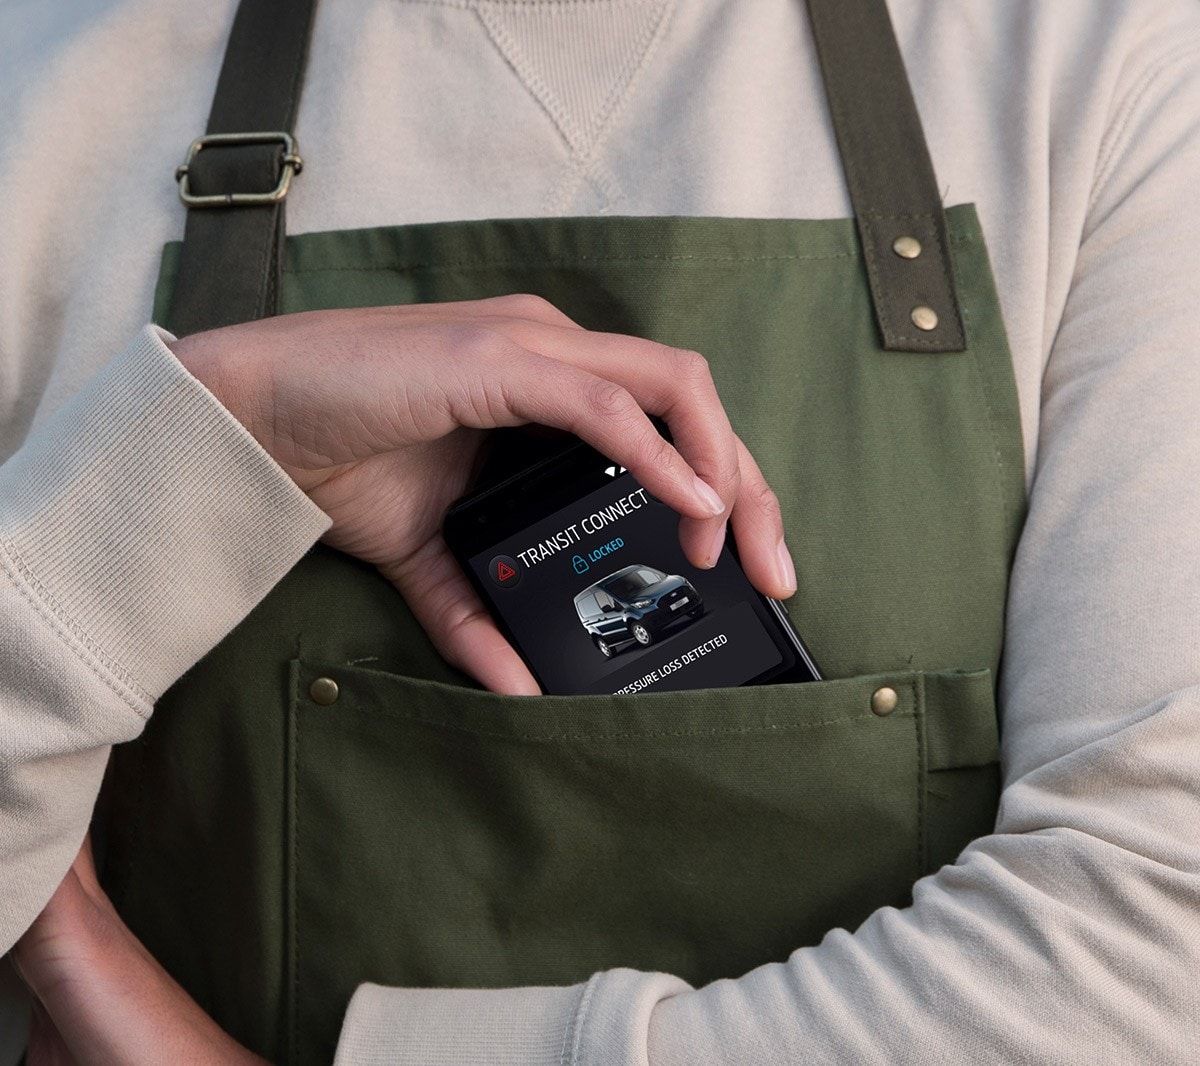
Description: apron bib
xmin=103 ymin=2 xmax=1026 ymax=1062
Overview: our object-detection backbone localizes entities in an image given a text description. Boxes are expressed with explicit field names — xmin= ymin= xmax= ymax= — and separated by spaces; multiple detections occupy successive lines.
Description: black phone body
xmin=443 ymin=441 xmax=821 ymax=696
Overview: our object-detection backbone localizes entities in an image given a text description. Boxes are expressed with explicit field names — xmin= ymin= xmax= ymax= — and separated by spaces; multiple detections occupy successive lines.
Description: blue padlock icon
xmin=572 ymin=554 xmax=589 ymax=574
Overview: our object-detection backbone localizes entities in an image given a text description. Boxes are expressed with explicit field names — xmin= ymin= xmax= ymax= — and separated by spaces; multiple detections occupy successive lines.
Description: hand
xmin=171 ymin=295 xmax=795 ymax=694
xmin=12 ymin=837 xmax=268 ymax=1066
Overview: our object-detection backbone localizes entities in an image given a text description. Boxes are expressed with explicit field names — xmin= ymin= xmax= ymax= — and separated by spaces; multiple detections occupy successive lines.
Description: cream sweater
xmin=2 ymin=0 xmax=1200 ymax=1062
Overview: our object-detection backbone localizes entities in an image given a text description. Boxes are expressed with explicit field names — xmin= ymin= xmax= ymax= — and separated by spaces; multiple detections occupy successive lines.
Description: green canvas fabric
xmin=104 ymin=206 xmax=1024 ymax=1064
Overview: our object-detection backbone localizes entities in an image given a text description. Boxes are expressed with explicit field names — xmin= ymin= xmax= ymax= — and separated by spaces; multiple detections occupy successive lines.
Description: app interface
xmin=469 ymin=473 xmax=801 ymax=695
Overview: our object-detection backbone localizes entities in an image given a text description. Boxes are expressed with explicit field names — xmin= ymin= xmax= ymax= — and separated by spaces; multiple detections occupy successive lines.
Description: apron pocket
xmin=286 ymin=664 xmax=998 ymax=1063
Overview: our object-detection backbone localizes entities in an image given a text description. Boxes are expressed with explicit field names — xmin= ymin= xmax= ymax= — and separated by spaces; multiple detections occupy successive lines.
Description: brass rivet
xmin=871 ymin=686 xmax=899 ymax=717
xmin=892 ymin=235 xmax=922 ymax=259
xmin=911 ymin=305 xmax=939 ymax=331
xmin=310 ymin=677 xmax=339 ymax=705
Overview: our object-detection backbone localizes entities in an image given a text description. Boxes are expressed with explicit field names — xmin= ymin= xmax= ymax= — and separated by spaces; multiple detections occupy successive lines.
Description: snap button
xmin=910 ymin=306 xmax=939 ymax=331
xmin=892 ymin=235 xmax=922 ymax=259
xmin=310 ymin=677 xmax=340 ymax=705
xmin=871 ymin=686 xmax=899 ymax=717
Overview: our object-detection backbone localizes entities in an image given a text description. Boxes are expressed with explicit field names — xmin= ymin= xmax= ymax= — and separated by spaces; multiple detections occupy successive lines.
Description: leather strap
xmin=167 ymin=0 xmax=318 ymax=336
xmin=169 ymin=0 xmax=964 ymax=353
xmin=805 ymin=0 xmax=966 ymax=352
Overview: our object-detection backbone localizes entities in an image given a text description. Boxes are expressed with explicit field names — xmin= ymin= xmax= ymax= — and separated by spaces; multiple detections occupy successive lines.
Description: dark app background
xmin=469 ymin=473 xmax=795 ymax=695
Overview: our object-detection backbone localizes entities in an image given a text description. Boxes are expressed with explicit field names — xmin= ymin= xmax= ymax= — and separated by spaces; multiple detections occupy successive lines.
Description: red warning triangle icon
xmin=496 ymin=560 xmax=517 ymax=582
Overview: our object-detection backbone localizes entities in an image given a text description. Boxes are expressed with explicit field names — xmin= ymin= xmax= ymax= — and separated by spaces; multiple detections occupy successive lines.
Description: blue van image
xmin=573 ymin=564 xmax=704 ymax=658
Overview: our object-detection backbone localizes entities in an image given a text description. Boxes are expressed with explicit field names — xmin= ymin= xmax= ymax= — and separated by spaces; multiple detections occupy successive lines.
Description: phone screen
xmin=462 ymin=469 xmax=819 ymax=696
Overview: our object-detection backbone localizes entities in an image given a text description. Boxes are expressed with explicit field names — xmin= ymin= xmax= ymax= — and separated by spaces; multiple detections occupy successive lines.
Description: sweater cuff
xmin=334 ymin=970 xmax=690 ymax=1066
xmin=0 ymin=324 xmax=330 ymax=706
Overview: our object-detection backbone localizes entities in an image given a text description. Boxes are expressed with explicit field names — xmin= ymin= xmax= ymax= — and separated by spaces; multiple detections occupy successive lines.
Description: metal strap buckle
xmin=174 ymin=131 xmax=303 ymax=207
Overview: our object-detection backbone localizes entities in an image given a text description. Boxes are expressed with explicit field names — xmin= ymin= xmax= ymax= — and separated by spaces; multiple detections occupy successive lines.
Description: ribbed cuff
xmin=0 ymin=324 xmax=330 ymax=705
xmin=334 ymin=970 xmax=690 ymax=1066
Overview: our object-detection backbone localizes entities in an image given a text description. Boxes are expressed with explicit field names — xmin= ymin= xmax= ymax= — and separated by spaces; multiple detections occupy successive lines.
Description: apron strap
xmin=805 ymin=0 xmax=966 ymax=352
xmin=167 ymin=0 xmax=318 ymax=336
xmin=167 ymin=0 xmax=965 ymax=353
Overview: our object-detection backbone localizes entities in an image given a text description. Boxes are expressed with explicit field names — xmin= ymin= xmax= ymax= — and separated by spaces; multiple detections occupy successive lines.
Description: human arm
xmin=12 ymin=837 xmax=268 ymax=1066
xmin=1 ymin=297 xmax=792 ymax=960
xmin=0 ymin=325 xmax=330 ymax=956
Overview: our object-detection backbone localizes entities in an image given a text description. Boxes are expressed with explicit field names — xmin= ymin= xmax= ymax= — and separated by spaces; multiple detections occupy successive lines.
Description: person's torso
xmin=92 ymin=0 xmax=1035 ymax=1061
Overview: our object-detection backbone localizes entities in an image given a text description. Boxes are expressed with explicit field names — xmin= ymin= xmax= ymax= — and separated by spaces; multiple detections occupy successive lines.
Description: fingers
xmin=467 ymin=293 xmax=585 ymax=330
xmin=495 ymin=323 xmax=740 ymax=507
xmin=390 ymin=292 xmax=586 ymax=332
xmin=727 ymin=437 xmax=797 ymax=599
xmin=481 ymin=323 xmax=742 ymax=568
xmin=447 ymin=326 xmax=788 ymax=581
xmin=387 ymin=538 xmax=542 ymax=696
xmin=533 ymin=336 xmax=791 ymax=595
xmin=464 ymin=350 xmax=729 ymax=523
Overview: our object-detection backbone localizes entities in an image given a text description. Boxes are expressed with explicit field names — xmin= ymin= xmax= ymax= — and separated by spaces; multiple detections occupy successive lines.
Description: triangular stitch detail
xmin=473 ymin=0 xmax=674 ymax=212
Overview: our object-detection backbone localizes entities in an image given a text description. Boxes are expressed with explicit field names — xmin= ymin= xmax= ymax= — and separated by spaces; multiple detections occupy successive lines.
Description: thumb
xmin=387 ymin=538 xmax=541 ymax=696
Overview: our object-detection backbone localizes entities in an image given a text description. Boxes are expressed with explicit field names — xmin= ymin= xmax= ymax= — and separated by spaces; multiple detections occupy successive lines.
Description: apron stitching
xmin=289 ymin=657 xmax=302 ymax=1061
xmin=913 ymin=676 xmax=926 ymax=878
xmin=279 ymin=231 xmax=975 ymax=277
xmin=258 ymin=0 xmax=310 ymax=320
xmin=301 ymin=707 xmax=909 ymax=743
xmin=284 ymin=253 xmax=854 ymax=273
xmin=185 ymin=222 xmax=975 ymax=280
xmin=865 ymin=210 xmax=936 ymax=222
xmin=255 ymin=192 xmax=275 ymax=319
xmin=925 ymin=216 xmax=964 ymax=345
xmin=813 ymin=37 xmax=897 ymax=345
xmin=858 ymin=213 xmax=889 ymax=339
xmin=264 ymin=224 xmax=278 ymax=321
xmin=966 ymin=314 xmax=1017 ymax=541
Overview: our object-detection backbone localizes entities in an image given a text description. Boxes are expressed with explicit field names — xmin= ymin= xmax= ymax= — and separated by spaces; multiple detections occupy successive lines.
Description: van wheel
xmin=631 ymin=622 xmax=653 ymax=645
xmin=594 ymin=636 xmax=613 ymax=658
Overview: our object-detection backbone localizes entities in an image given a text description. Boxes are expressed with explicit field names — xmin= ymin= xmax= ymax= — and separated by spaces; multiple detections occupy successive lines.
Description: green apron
xmin=103 ymin=1 xmax=1025 ymax=1062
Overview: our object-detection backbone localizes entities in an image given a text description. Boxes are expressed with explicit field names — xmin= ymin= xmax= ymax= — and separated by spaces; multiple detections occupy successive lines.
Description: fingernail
xmin=705 ymin=521 xmax=727 ymax=568
xmin=776 ymin=539 xmax=797 ymax=594
xmin=693 ymin=476 xmax=725 ymax=517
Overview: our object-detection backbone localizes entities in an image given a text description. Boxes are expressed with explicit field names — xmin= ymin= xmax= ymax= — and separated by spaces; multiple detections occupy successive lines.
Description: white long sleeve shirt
xmin=1 ymin=1 xmax=1199 ymax=1062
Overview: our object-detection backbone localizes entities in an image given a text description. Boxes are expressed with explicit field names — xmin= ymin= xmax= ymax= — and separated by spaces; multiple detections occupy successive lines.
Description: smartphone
xmin=443 ymin=439 xmax=821 ymax=696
